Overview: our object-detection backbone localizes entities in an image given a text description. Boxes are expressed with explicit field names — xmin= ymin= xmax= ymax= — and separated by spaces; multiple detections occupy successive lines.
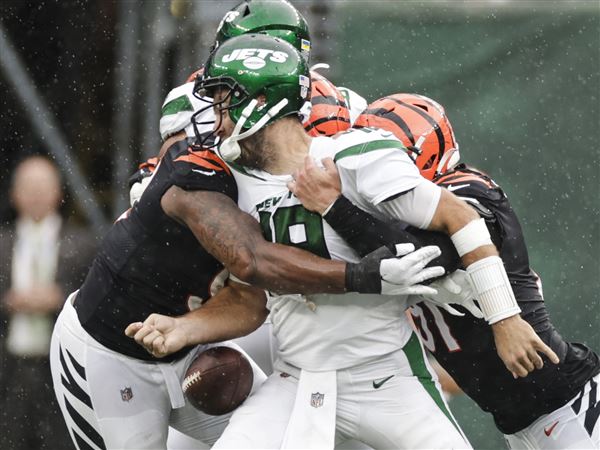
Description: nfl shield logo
xmin=310 ymin=392 xmax=324 ymax=408
xmin=120 ymin=387 xmax=133 ymax=402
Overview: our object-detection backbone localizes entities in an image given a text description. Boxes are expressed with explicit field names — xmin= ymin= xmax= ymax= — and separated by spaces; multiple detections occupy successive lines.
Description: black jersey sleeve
xmin=167 ymin=142 xmax=238 ymax=200
xmin=434 ymin=164 xmax=543 ymax=301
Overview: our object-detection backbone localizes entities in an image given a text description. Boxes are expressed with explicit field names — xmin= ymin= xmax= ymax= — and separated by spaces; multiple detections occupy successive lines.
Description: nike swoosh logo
xmin=372 ymin=375 xmax=395 ymax=389
xmin=192 ymin=168 xmax=216 ymax=176
xmin=447 ymin=184 xmax=470 ymax=192
xmin=544 ymin=420 xmax=559 ymax=437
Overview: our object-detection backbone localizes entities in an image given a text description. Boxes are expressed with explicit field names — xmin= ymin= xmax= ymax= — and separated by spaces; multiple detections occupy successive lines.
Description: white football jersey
xmin=231 ymin=128 xmax=436 ymax=371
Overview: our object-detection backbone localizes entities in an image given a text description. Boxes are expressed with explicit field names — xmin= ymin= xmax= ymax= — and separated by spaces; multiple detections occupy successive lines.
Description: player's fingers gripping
xmin=287 ymin=179 xmax=297 ymax=194
xmin=125 ymin=322 xmax=143 ymax=337
xmin=527 ymin=348 xmax=544 ymax=371
xmin=132 ymin=324 xmax=157 ymax=344
xmin=510 ymin=360 xmax=529 ymax=378
xmin=151 ymin=335 xmax=167 ymax=358
xmin=438 ymin=275 xmax=462 ymax=295
xmin=383 ymin=282 xmax=437 ymax=297
xmin=409 ymin=265 xmax=445 ymax=285
xmin=403 ymin=284 xmax=438 ymax=297
xmin=519 ymin=352 xmax=536 ymax=373
xmin=534 ymin=339 xmax=560 ymax=365
xmin=322 ymin=157 xmax=337 ymax=175
xmin=394 ymin=243 xmax=416 ymax=257
xmin=142 ymin=329 xmax=164 ymax=351
xmin=463 ymin=299 xmax=484 ymax=319
xmin=381 ymin=247 xmax=440 ymax=285
xmin=401 ymin=245 xmax=442 ymax=272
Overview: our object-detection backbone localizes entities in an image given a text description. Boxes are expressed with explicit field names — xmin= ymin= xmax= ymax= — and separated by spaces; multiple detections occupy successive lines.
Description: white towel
xmin=282 ymin=369 xmax=337 ymax=449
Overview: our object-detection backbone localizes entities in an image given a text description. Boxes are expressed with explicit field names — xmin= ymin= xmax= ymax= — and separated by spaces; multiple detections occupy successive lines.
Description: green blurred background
xmin=331 ymin=2 xmax=599 ymax=447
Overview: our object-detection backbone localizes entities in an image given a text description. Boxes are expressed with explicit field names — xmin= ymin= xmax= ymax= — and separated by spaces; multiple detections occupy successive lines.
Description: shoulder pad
xmin=434 ymin=167 xmax=504 ymax=202
xmin=169 ymin=145 xmax=236 ymax=197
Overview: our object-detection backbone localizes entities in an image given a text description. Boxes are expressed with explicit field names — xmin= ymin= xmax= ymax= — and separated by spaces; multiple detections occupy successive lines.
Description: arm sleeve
xmin=323 ymin=195 xmax=460 ymax=273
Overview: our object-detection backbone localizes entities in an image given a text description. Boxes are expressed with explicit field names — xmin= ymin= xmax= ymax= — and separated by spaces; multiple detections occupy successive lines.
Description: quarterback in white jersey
xmin=232 ymin=127 xmax=435 ymax=371
xmin=189 ymin=33 xmax=559 ymax=449
xmin=221 ymin=126 xmax=470 ymax=448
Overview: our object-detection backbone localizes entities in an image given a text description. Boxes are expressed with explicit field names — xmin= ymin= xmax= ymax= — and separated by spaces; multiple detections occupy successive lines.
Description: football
xmin=182 ymin=346 xmax=254 ymax=415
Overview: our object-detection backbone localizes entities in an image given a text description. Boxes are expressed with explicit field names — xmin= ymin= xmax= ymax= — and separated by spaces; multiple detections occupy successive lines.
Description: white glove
xmin=129 ymin=175 xmax=153 ymax=207
xmin=422 ymin=270 xmax=484 ymax=318
xmin=380 ymin=244 xmax=445 ymax=296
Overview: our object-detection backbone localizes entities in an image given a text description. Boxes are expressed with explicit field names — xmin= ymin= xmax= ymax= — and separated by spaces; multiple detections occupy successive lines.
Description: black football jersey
xmin=75 ymin=141 xmax=237 ymax=362
xmin=411 ymin=164 xmax=600 ymax=434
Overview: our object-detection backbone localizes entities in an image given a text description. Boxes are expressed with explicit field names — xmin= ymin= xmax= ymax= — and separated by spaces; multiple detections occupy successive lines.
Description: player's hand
xmin=288 ymin=156 xmax=341 ymax=214
xmin=422 ymin=270 xmax=484 ymax=318
xmin=346 ymin=243 xmax=445 ymax=295
xmin=491 ymin=315 xmax=560 ymax=378
xmin=125 ymin=313 xmax=188 ymax=358
xmin=128 ymin=158 xmax=158 ymax=206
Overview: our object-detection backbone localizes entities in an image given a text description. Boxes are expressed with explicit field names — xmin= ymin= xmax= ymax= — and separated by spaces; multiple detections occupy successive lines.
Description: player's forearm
xmin=162 ymin=186 xmax=348 ymax=294
xmin=429 ymin=189 xmax=521 ymax=324
xmin=251 ymin=242 xmax=346 ymax=294
xmin=179 ymin=285 xmax=268 ymax=344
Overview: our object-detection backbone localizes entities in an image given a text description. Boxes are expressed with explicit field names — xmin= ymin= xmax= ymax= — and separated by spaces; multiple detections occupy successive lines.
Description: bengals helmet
xmin=354 ymin=93 xmax=460 ymax=180
xmin=303 ymin=70 xmax=351 ymax=137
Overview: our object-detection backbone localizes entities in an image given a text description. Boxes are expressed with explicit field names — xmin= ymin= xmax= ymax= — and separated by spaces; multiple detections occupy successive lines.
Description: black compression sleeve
xmin=324 ymin=195 xmax=461 ymax=274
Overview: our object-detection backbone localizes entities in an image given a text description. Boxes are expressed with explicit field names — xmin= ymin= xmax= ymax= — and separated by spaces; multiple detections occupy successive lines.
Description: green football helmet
xmin=195 ymin=33 xmax=310 ymax=161
xmin=214 ymin=0 xmax=311 ymax=60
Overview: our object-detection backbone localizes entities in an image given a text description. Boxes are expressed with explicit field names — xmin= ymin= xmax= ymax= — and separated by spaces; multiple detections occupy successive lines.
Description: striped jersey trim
xmin=333 ymin=139 xmax=407 ymax=162
xmin=161 ymin=95 xmax=194 ymax=116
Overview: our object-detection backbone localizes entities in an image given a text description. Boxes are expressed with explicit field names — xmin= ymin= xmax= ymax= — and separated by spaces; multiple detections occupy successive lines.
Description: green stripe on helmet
xmin=161 ymin=95 xmax=194 ymax=117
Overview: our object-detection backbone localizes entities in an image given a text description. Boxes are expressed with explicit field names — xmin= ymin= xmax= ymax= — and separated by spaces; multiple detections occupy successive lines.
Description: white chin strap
xmin=218 ymin=98 xmax=289 ymax=162
xmin=437 ymin=145 xmax=461 ymax=175
xmin=310 ymin=63 xmax=330 ymax=73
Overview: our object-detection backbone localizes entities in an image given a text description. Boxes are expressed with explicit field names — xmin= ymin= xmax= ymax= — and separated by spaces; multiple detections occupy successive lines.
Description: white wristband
xmin=466 ymin=255 xmax=521 ymax=324
xmin=451 ymin=218 xmax=493 ymax=257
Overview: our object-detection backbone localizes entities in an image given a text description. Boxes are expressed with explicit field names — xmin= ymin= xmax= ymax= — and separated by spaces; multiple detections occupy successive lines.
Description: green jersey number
xmin=259 ymin=205 xmax=330 ymax=259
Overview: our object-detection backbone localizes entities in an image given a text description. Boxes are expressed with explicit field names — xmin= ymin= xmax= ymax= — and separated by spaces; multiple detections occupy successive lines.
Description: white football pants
xmin=505 ymin=373 xmax=599 ymax=449
xmin=49 ymin=292 xmax=267 ymax=450
xmin=214 ymin=333 xmax=471 ymax=449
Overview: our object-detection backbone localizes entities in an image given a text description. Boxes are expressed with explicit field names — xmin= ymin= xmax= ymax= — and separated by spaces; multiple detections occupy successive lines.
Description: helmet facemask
xmin=194 ymin=34 xmax=310 ymax=163
xmin=191 ymin=75 xmax=247 ymax=152
xmin=194 ymin=75 xmax=290 ymax=162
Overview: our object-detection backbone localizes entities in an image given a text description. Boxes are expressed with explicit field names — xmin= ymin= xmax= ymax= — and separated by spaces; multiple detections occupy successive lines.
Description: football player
xmin=175 ymin=33 xmax=561 ymax=449
xmin=47 ymin=75 xmax=444 ymax=450
xmin=295 ymin=92 xmax=600 ymax=449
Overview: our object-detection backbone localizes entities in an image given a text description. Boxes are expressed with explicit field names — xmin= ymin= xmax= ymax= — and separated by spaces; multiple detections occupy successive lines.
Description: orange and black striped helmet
xmin=303 ymin=70 xmax=351 ymax=137
xmin=354 ymin=93 xmax=460 ymax=180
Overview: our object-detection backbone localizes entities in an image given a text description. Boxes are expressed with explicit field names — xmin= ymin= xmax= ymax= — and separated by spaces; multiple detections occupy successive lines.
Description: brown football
xmin=182 ymin=346 xmax=254 ymax=415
